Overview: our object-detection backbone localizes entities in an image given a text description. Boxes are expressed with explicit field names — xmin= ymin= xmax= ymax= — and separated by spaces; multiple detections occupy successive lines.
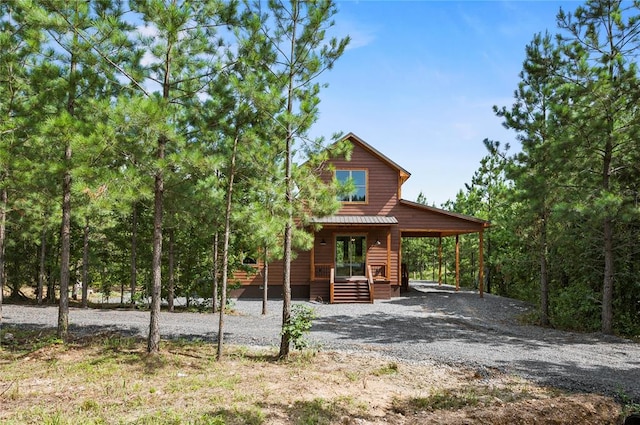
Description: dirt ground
xmin=0 ymin=330 xmax=628 ymax=425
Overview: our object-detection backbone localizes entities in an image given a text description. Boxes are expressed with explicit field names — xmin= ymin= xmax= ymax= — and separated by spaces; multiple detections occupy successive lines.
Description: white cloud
xmin=137 ymin=24 xmax=159 ymax=38
xmin=331 ymin=19 xmax=376 ymax=51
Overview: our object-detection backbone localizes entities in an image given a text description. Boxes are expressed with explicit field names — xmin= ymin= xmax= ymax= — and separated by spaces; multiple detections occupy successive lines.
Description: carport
xmin=397 ymin=199 xmax=490 ymax=297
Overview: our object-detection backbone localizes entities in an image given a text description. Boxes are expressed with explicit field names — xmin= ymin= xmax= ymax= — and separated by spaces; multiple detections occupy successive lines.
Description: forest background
xmin=1 ymin=0 xmax=639 ymax=359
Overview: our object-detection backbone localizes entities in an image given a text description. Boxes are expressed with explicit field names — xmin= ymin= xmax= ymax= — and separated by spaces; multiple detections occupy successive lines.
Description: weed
xmin=3 ymin=380 xmax=20 ymax=400
xmin=616 ymin=387 xmax=640 ymax=417
xmin=80 ymin=399 xmax=100 ymax=412
xmin=102 ymin=334 xmax=137 ymax=351
xmin=392 ymin=388 xmax=480 ymax=414
xmin=291 ymin=398 xmax=341 ymax=425
xmin=373 ymin=361 xmax=399 ymax=376
xmin=207 ymin=407 xmax=265 ymax=425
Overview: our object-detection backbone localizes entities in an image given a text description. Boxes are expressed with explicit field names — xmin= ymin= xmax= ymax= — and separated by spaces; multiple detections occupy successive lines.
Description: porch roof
xmin=312 ymin=215 xmax=398 ymax=225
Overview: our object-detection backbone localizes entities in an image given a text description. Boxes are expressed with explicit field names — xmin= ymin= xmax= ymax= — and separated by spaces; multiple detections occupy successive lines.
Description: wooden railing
xmin=314 ymin=263 xmax=332 ymax=281
xmin=329 ymin=268 xmax=335 ymax=304
xmin=366 ymin=265 xmax=374 ymax=303
xmin=315 ymin=263 xmax=387 ymax=281
xmin=369 ymin=263 xmax=387 ymax=280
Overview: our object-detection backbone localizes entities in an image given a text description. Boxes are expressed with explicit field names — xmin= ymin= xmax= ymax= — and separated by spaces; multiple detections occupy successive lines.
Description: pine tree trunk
xmin=0 ymin=187 xmax=6 ymax=329
xmin=58 ymin=148 xmax=72 ymax=340
xmin=217 ymin=135 xmax=239 ymax=361
xmin=280 ymin=219 xmax=292 ymax=358
xmin=81 ymin=218 xmax=89 ymax=308
xmin=262 ymin=248 xmax=268 ymax=316
xmin=168 ymin=227 xmax=175 ymax=312
xmin=602 ymin=216 xmax=614 ymax=334
xmin=540 ymin=211 xmax=550 ymax=327
xmin=38 ymin=228 xmax=45 ymax=305
xmin=130 ymin=204 xmax=137 ymax=305
xmin=58 ymin=21 xmax=79 ymax=341
xmin=279 ymin=4 xmax=298 ymax=359
xmin=212 ymin=233 xmax=219 ymax=313
xmin=601 ymin=132 xmax=614 ymax=335
xmin=147 ymin=136 xmax=165 ymax=354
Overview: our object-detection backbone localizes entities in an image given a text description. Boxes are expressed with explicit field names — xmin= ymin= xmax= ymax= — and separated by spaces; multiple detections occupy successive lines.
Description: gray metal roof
xmin=312 ymin=215 xmax=398 ymax=225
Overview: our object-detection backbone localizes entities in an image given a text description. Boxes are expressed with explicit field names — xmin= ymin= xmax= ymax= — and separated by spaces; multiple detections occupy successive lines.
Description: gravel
xmin=3 ymin=282 xmax=639 ymax=403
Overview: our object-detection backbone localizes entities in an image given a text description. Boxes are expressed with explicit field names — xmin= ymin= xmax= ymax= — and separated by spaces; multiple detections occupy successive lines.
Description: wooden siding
xmin=233 ymin=250 xmax=311 ymax=289
xmin=326 ymin=142 xmax=399 ymax=216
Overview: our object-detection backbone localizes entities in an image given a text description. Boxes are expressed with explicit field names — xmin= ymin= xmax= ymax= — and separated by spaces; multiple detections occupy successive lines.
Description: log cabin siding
xmin=233 ymin=251 xmax=310 ymax=288
xmin=328 ymin=143 xmax=399 ymax=216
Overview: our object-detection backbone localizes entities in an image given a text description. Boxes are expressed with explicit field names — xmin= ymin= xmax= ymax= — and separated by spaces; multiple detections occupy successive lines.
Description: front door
xmin=335 ymin=235 xmax=366 ymax=277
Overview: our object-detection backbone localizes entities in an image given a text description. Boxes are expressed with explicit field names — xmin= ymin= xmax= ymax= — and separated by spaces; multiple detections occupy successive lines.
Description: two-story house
xmin=233 ymin=133 xmax=489 ymax=303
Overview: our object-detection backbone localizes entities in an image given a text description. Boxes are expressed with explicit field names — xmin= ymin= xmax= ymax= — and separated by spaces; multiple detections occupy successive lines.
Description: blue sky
xmin=310 ymin=0 xmax=581 ymax=207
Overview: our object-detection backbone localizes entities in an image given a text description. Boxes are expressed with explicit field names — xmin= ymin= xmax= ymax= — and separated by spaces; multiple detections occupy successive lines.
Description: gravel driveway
xmin=3 ymin=282 xmax=639 ymax=403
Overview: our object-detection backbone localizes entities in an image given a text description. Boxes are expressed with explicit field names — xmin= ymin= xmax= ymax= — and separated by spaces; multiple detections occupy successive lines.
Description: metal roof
xmin=312 ymin=215 xmax=398 ymax=225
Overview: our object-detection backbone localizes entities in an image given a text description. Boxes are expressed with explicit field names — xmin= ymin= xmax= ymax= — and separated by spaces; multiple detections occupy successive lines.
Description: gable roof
xmin=342 ymin=132 xmax=411 ymax=185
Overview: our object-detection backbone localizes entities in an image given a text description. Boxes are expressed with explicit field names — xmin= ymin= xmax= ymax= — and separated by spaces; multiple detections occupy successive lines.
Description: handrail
xmin=369 ymin=263 xmax=387 ymax=280
xmin=367 ymin=265 xmax=374 ymax=303
xmin=313 ymin=263 xmax=333 ymax=281
xmin=329 ymin=267 xmax=335 ymax=304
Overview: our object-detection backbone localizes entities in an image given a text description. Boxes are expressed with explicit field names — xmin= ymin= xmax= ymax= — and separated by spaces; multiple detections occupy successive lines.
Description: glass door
xmin=335 ymin=235 xmax=366 ymax=277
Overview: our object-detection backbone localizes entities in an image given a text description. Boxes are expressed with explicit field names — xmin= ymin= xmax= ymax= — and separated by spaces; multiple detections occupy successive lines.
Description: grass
xmin=0 ymin=327 xmax=625 ymax=424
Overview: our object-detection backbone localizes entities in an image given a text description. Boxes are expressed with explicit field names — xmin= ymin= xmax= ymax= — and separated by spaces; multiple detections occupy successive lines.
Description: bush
xmin=282 ymin=304 xmax=316 ymax=351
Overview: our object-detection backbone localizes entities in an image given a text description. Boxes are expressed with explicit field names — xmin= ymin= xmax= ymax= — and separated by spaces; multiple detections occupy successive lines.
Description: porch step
xmin=332 ymin=281 xmax=371 ymax=303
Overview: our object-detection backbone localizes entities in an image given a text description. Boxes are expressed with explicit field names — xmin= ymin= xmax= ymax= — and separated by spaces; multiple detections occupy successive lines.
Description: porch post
xmin=387 ymin=228 xmax=391 ymax=280
xmin=478 ymin=230 xmax=484 ymax=298
xmin=310 ymin=241 xmax=315 ymax=281
xmin=455 ymin=234 xmax=460 ymax=292
xmin=438 ymin=236 xmax=442 ymax=285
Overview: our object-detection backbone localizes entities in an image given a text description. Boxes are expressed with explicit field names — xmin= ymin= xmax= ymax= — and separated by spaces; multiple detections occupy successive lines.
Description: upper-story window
xmin=336 ymin=169 xmax=367 ymax=203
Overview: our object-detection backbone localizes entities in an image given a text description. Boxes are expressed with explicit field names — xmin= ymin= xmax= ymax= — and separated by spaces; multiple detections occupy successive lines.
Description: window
xmin=335 ymin=235 xmax=366 ymax=277
xmin=336 ymin=170 xmax=367 ymax=203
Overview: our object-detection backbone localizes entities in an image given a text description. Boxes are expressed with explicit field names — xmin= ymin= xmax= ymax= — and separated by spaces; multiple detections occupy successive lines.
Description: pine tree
xmin=130 ymin=0 xmax=237 ymax=353
xmin=556 ymin=0 xmax=640 ymax=333
xmin=23 ymin=0 xmax=134 ymax=339
xmin=0 ymin=1 xmax=45 ymax=327
xmin=495 ymin=32 xmax=566 ymax=326
xmin=243 ymin=0 xmax=349 ymax=359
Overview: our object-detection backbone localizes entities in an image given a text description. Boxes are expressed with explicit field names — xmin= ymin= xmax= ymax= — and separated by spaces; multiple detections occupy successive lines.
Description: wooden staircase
xmin=329 ymin=266 xmax=375 ymax=304
xmin=332 ymin=279 xmax=372 ymax=303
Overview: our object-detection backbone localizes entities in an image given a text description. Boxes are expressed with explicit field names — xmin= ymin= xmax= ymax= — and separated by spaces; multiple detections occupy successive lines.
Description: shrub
xmin=282 ymin=304 xmax=316 ymax=351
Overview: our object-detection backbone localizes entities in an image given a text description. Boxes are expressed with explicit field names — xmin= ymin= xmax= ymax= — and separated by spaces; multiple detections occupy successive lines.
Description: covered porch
xmin=309 ymin=216 xmax=398 ymax=303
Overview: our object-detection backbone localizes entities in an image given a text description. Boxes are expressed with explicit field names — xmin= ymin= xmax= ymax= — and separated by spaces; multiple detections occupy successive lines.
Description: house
xmin=233 ymin=133 xmax=490 ymax=302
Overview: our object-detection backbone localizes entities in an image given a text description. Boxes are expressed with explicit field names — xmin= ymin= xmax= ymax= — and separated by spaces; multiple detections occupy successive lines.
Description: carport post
xmin=478 ymin=230 xmax=484 ymax=298
xmin=438 ymin=236 xmax=442 ymax=285
xmin=455 ymin=235 xmax=460 ymax=292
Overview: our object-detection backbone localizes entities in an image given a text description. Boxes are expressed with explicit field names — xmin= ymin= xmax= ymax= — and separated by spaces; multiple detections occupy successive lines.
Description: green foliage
xmin=281 ymin=304 xmax=316 ymax=351
xmin=551 ymin=282 xmax=601 ymax=332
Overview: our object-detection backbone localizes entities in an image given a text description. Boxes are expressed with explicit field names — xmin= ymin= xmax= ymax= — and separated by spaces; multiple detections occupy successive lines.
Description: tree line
xmin=445 ymin=0 xmax=640 ymax=337
xmin=0 ymin=0 xmax=350 ymax=359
